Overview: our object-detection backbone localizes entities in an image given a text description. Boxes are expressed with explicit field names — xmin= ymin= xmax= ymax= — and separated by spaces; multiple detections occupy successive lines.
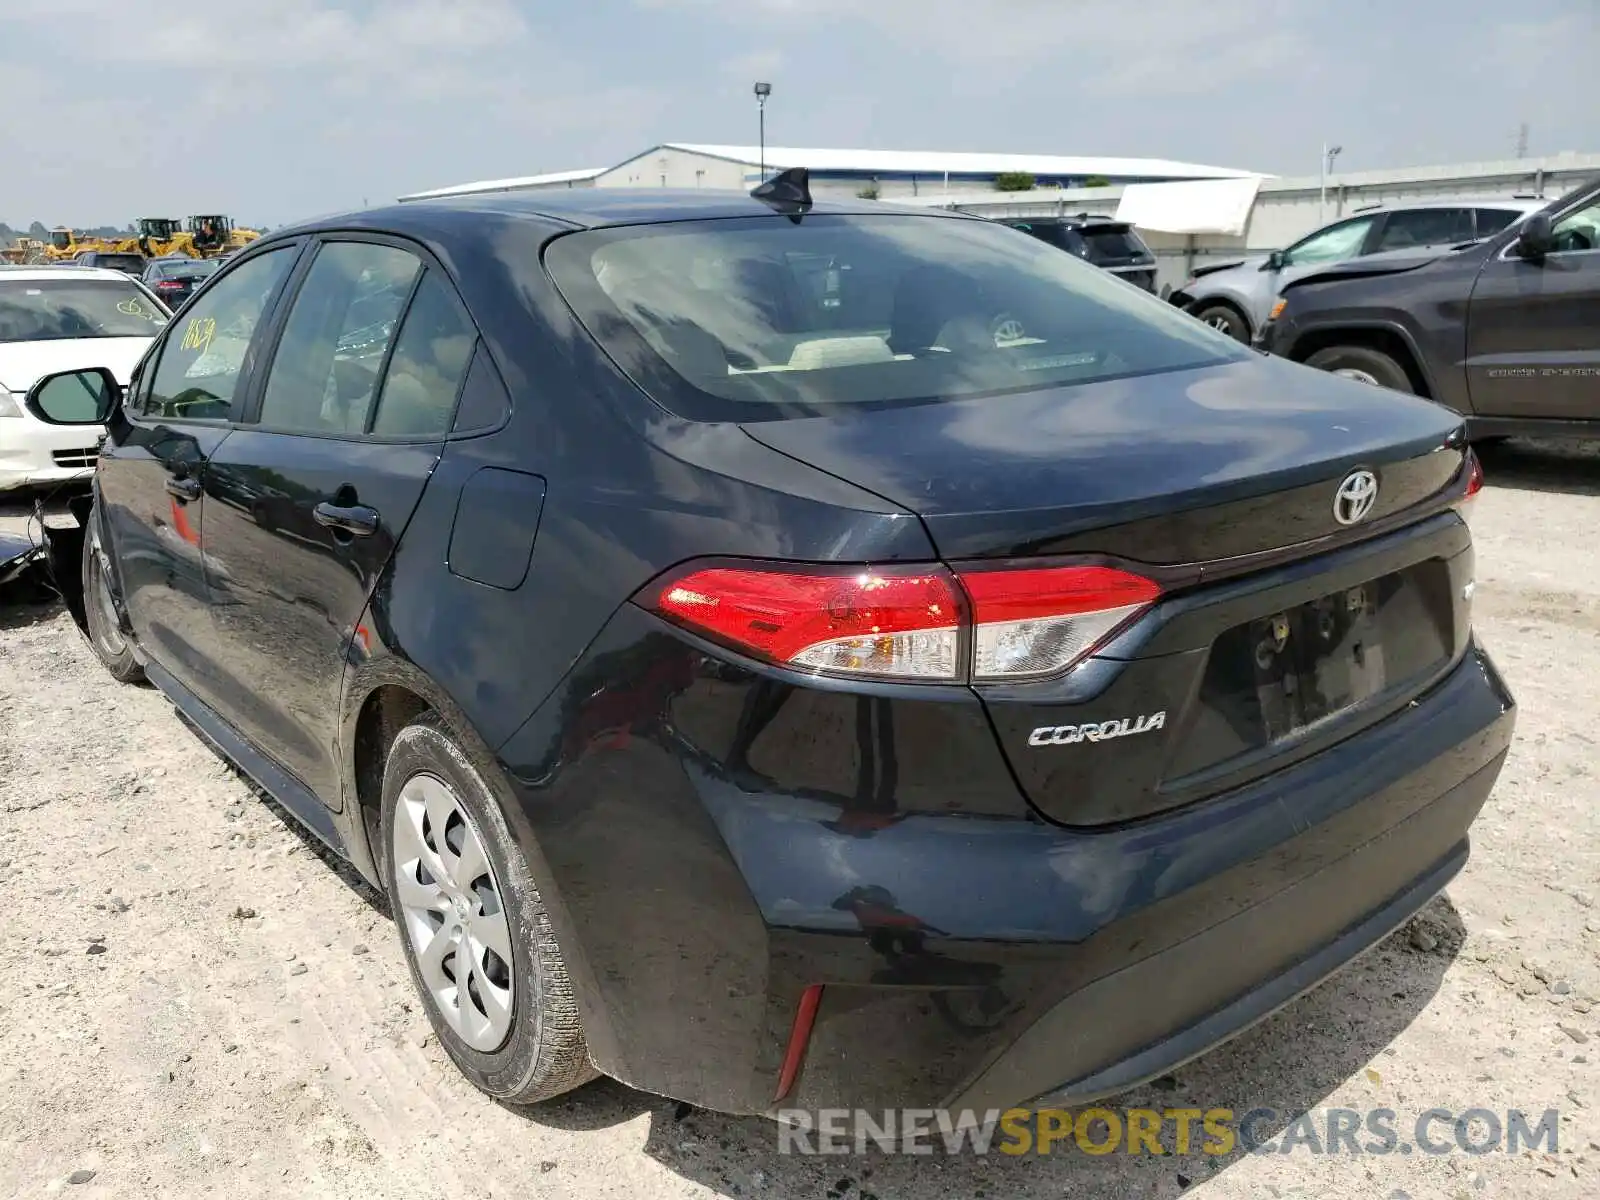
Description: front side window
xmin=1552 ymin=195 xmax=1600 ymax=253
xmin=0 ymin=279 xmax=167 ymax=343
xmin=545 ymin=214 xmax=1247 ymax=421
xmin=1372 ymin=208 xmax=1474 ymax=252
xmin=1282 ymin=216 xmax=1376 ymax=266
xmin=146 ymin=246 xmax=296 ymax=422
xmin=256 ymin=242 xmax=420 ymax=435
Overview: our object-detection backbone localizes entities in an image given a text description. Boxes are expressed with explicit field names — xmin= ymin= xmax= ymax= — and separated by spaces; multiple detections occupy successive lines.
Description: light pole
xmin=754 ymin=81 xmax=772 ymax=179
xmin=1319 ymin=143 xmax=1343 ymax=223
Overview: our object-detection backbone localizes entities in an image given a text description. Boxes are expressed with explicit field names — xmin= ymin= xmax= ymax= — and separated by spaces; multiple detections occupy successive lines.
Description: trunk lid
xmin=743 ymin=355 xmax=1473 ymax=826
xmin=741 ymin=355 xmax=1466 ymax=563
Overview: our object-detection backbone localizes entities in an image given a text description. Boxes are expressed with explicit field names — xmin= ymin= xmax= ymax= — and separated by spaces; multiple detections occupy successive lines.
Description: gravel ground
xmin=1 ymin=439 xmax=1598 ymax=1199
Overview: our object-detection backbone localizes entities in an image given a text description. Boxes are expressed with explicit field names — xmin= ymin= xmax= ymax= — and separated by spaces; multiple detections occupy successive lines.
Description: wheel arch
xmin=1283 ymin=319 xmax=1439 ymax=398
xmin=336 ymin=650 xmax=622 ymax=1071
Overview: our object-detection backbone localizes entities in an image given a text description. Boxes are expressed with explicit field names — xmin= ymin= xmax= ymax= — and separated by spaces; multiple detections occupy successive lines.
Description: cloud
xmin=638 ymin=0 xmax=1314 ymax=88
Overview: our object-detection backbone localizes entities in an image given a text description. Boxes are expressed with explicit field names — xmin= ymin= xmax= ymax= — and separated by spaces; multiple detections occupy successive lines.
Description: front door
xmin=97 ymin=244 xmax=300 ymax=709
xmin=202 ymin=238 xmax=479 ymax=808
xmin=1465 ymin=189 xmax=1600 ymax=422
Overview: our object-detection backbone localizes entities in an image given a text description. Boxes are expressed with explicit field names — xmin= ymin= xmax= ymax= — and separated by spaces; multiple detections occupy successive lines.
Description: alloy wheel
xmin=391 ymin=772 xmax=516 ymax=1052
xmin=1332 ymin=367 xmax=1381 ymax=386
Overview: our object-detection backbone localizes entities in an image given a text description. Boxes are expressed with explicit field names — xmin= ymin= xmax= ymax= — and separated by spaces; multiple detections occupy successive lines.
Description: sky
xmin=2 ymin=0 xmax=1595 ymax=228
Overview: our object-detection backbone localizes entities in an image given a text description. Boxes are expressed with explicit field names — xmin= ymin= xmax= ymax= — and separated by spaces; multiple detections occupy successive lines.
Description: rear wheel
xmin=81 ymin=518 xmax=144 ymax=683
xmin=1305 ymin=345 xmax=1416 ymax=393
xmin=1191 ymin=303 xmax=1250 ymax=343
xmin=381 ymin=714 xmax=597 ymax=1104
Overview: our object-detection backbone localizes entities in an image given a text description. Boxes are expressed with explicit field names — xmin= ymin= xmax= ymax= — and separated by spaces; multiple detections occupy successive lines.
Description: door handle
xmin=164 ymin=476 xmax=202 ymax=502
xmin=313 ymin=501 xmax=380 ymax=538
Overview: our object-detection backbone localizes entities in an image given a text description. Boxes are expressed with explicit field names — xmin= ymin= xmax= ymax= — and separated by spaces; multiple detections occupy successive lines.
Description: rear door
xmin=1464 ymin=188 xmax=1600 ymax=422
xmin=200 ymin=236 xmax=478 ymax=808
xmin=96 ymin=244 xmax=300 ymax=711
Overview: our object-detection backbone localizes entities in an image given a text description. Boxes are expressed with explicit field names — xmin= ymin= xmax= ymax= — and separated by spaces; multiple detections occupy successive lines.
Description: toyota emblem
xmin=1333 ymin=469 xmax=1379 ymax=525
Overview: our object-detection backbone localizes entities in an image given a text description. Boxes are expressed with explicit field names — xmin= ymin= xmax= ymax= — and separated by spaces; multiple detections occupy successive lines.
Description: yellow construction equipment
xmin=187 ymin=215 xmax=260 ymax=257
xmin=136 ymin=217 xmax=198 ymax=259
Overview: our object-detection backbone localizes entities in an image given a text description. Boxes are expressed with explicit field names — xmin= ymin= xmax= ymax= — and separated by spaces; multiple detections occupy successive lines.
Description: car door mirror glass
xmin=1515 ymin=213 xmax=1554 ymax=261
xmin=26 ymin=367 xmax=118 ymax=424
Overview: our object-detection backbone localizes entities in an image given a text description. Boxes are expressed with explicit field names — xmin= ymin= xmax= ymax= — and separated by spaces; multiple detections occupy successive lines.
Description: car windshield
xmin=0 ymin=279 xmax=168 ymax=342
xmin=546 ymin=214 xmax=1246 ymax=421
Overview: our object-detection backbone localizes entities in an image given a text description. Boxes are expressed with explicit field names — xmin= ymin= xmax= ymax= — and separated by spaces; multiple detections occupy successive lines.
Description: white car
xmin=0 ymin=266 xmax=170 ymax=492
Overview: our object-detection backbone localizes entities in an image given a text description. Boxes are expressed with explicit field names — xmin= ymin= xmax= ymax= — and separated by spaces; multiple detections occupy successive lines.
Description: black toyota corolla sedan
xmin=25 ymin=171 xmax=1512 ymax=1117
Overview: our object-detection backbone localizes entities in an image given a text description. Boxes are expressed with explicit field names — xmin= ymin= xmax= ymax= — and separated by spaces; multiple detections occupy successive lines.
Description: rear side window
xmin=369 ymin=271 xmax=477 ymax=437
xmin=1474 ymin=208 xmax=1523 ymax=236
xmin=1372 ymin=208 xmax=1474 ymax=251
xmin=256 ymin=242 xmax=420 ymax=435
xmin=146 ymin=247 xmax=296 ymax=421
xmin=545 ymin=214 xmax=1245 ymax=422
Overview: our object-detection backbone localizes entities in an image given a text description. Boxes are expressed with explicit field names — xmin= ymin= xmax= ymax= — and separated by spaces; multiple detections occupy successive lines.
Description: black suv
xmin=1262 ymin=174 xmax=1600 ymax=440
xmin=22 ymin=175 xmax=1509 ymax=1118
xmin=998 ymin=214 xmax=1159 ymax=292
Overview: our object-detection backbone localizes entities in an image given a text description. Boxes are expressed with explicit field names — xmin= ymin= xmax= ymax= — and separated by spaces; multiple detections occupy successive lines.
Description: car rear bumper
xmin=497 ymin=617 xmax=1514 ymax=1116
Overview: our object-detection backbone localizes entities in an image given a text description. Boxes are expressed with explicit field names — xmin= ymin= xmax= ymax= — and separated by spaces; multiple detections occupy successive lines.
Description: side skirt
xmin=145 ymin=659 xmax=346 ymax=856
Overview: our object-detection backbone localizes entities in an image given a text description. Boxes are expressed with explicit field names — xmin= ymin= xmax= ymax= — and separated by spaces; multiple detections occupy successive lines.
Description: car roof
xmin=1350 ymin=196 xmax=1547 ymax=214
xmin=0 ymin=265 xmax=138 ymax=283
xmin=285 ymin=188 xmax=958 ymax=236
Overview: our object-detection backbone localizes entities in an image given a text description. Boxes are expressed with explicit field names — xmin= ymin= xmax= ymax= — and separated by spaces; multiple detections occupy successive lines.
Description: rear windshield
xmin=1076 ymin=225 xmax=1150 ymax=262
xmin=155 ymin=260 xmax=220 ymax=282
xmin=94 ymin=255 xmax=146 ymax=274
xmin=0 ymin=279 xmax=168 ymax=342
xmin=545 ymin=214 xmax=1243 ymax=421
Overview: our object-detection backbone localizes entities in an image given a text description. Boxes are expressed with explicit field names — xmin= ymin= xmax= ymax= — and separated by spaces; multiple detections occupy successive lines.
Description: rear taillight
xmin=1455 ymin=448 xmax=1484 ymax=535
xmin=155 ymin=280 xmax=183 ymax=290
xmin=647 ymin=561 xmax=1162 ymax=683
xmin=960 ymin=565 xmax=1162 ymax=681
xmin=654 ymin=565 xmax=961 ymax=680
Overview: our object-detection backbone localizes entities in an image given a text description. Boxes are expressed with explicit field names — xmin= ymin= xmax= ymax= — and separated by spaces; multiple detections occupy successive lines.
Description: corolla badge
xmin=1028 ymin=712 xmax=1166 ymax=747
xmin=1333 ymin=469 xmax=1379 ymax=525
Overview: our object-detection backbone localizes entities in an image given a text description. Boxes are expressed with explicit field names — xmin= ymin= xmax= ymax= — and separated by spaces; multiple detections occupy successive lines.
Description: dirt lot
xmin=2 ymin=439 xmax=1598 ymax=1200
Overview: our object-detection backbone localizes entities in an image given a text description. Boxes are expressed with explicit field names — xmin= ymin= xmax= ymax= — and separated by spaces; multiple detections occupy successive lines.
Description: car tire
xmin=381 ymin=713 xmax=598 ymax=1105
xmin=1191 ymin=304 xmax=1251 ymax=343
xmin=82 ymin=516 xmax=144 ymax=684
xmin=1305 ymin=346 xmax=1416 ymax=393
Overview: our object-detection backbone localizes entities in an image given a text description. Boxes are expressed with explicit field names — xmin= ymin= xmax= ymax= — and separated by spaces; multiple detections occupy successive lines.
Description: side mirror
xmin=1514 ymin=212 xmax=1554 ymax=261
xmin=25 ymin=367 xmax=120 ymax=425
xmin=1263 ymin=250 xmax=1287 ymax=271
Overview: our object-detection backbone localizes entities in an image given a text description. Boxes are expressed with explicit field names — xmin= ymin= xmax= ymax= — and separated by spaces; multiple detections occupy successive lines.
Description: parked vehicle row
xmin=1169 ymin=198 xmax=1543 ymax=343
xmin=1259 ymin=176 xmax=1600 ymax=440
xmin=22 ymin=170 xmax=1509 ymax=1120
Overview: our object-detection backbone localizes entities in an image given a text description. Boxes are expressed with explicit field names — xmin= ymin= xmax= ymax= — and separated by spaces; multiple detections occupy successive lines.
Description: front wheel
xmin=1191 ymin=303 xmax=1251 ymax=343
xmin=1304 ymin=345 xmax=1416 ymax=393
xmin=382 ymin=714 xmax=597 ymax=1104
xmin=82 ymin=516 xmax=144 ymax=683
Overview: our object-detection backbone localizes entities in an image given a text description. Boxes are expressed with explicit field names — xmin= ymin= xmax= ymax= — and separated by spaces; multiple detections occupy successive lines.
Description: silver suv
xmin=1168 ymin=198 xmax=1544 ymax=342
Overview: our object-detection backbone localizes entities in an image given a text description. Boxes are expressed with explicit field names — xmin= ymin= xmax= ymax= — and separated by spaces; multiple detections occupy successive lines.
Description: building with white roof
xmin=398 ymin=143 xmax=1261 ymax=203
